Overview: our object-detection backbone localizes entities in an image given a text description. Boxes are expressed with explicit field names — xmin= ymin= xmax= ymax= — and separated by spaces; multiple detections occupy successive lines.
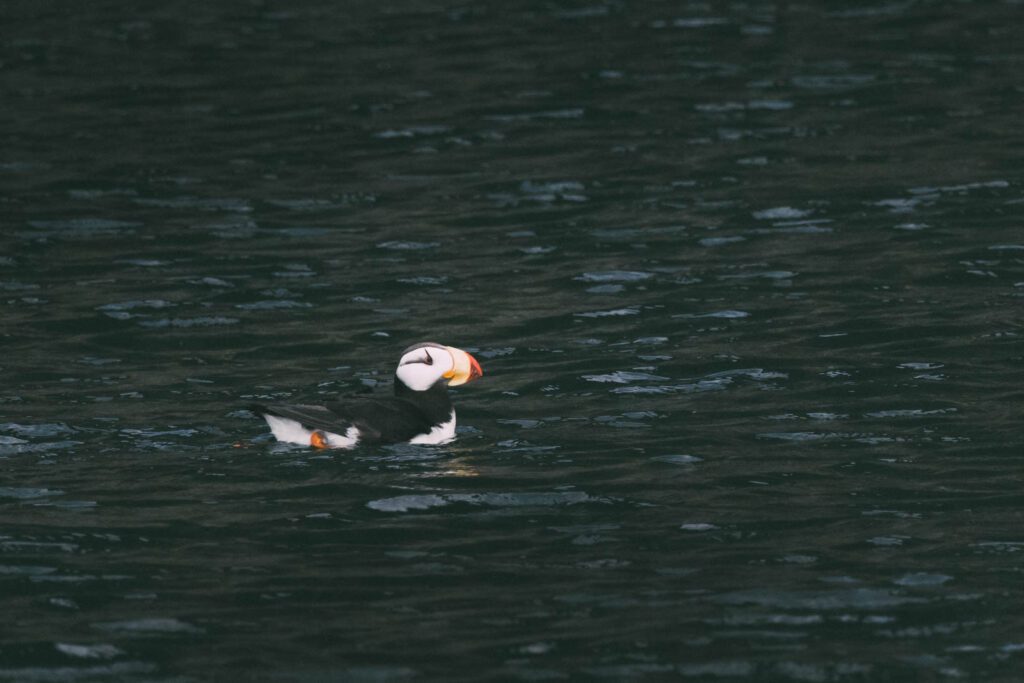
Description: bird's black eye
xmin=400 ymin=350 xmax=435 ymax=367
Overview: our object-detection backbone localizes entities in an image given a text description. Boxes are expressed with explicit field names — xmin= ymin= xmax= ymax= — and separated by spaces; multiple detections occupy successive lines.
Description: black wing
xmin=250 ymin=403 xmax=357 ymax=436
xmin=251 ymin=397 xmax=432 ymax=444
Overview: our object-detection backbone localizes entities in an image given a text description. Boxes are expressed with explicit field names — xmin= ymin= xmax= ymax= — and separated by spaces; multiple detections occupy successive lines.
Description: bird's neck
xmin=394 ymin=377 xmax=453 ymax=423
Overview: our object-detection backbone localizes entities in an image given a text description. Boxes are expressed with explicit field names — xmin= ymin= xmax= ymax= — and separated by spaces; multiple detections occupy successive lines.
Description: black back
xmin=252 ymin=378 xmax=452 ymax=444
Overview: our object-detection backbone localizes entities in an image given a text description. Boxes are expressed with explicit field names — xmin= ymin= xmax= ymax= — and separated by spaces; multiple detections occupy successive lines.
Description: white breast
xmin=409 ymin=410 xmax=457 ymax=445
xmin=263 ymin=415 xmax=360 ymax=449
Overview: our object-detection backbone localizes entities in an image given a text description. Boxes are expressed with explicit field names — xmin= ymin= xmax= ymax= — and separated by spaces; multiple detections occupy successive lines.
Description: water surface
xmin=2 ymin=1 xmax=1023 ymax=680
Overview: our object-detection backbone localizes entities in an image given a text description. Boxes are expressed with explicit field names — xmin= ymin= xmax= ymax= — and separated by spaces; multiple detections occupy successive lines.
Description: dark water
xmin=3 ymin=1 xmax=1023 ymax=680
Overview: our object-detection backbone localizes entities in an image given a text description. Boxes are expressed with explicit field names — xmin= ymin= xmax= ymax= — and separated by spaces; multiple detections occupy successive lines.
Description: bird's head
xmin=394 ymin=342 xmax=483 ymax=392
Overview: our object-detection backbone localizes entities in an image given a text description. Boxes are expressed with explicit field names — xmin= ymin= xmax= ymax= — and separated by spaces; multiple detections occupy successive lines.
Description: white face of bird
xmin=394 ymin=343 xmax=483 ymax=392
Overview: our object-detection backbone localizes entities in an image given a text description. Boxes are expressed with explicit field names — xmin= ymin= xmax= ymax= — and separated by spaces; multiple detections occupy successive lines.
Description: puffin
xmin=251 ymin=342 xmax=483 ymax=449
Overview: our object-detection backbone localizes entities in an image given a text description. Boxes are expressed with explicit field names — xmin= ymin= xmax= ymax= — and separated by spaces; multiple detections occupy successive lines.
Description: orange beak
xmin=444 ymin=346 xmax=484 ymax=387
xmin=468 ymin=354 xmax=483 ymax=382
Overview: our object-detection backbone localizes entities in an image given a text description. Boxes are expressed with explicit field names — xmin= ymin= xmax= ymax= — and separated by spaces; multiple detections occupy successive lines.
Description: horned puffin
xmin=251 ymin=342 xmax=483 ymax=449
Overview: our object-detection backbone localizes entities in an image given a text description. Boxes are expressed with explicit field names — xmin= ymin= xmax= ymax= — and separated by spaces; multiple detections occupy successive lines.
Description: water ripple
xmin=94 ymin=618 xmax=204 ymax=635
xmin=367 ymin=491 xmax=606 ymax=513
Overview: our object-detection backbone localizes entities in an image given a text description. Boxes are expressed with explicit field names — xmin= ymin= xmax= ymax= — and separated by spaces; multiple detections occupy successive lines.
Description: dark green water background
xmin=2 ymin=1 xmax=1023 ymax=681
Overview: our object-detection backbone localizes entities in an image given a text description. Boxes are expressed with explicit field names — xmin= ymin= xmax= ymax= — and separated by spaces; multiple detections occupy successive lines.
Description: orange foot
xmin=310 ymin=431 xmax=329 ymax=449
